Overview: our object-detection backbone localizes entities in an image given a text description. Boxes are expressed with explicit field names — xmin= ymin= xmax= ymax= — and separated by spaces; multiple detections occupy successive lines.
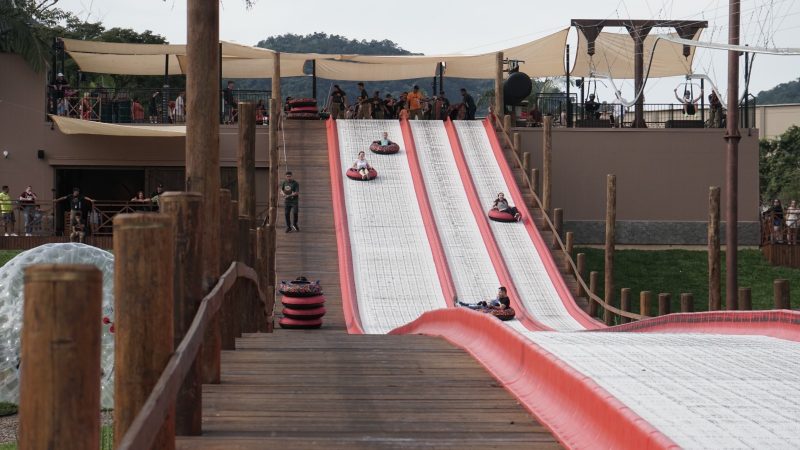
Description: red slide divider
xmin=391 ymin=308 xmax=679 ymax=450
xmin=400 ymin=119 xmax=457 ymax=307
xmin=326 ymin=118 xmax=365 ymax=334
xmin=444 ymin=119 xmax=548 ymax=331
xmin=482 ymin=119 xmax=602 ymax=330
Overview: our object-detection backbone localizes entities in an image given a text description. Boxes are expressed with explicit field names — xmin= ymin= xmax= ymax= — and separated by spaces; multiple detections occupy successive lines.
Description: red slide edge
xmin=326 ymin=118 xmax=365 ymax=334
xmin=390 ymin=308 xmax=679 ymax=450
xmin=482 ymin=118 xmax=602 ymax=330
xmin=601 ymin=310 xmax=800 ymax=342
xmin=400 ymin=119 xmax=457 ymax=307
xmin=444 ymin=119 xmax=548 ymax=331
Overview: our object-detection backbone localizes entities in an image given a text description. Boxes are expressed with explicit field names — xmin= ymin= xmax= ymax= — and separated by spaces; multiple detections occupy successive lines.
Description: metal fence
xmin=47 ymin=87 xmax=271 ymax=125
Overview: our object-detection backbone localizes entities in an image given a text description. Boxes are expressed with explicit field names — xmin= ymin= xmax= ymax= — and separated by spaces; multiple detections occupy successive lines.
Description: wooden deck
xmin=176 ymin=120 xmax=560 ymax=448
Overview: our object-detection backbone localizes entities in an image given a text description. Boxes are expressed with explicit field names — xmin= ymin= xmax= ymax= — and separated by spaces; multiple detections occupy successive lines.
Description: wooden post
xmin=19 ymin=265 xmax=102 ymax=450
xmin=588 ymin=270 xmax=599 ymax=317
xmin=542 ymin=116 xmax=553 ymax=213
xmin=774 ymin=279 xmax=790 ymax=309
xmin=218 ymin=189 xmax=236 ymax=350
xmin=272 ymin=51 xmax=281 ymax=111
xmin=228 ymin=200 xmax=242 ymax=342
xmin=503 ymin=115 xmax=513 ymax=138
xmin=186 ymin=0 xmax=220 ymax=295
xmin=680 ymin=293 xmax=695 ymax=313
xmin=738 ymin=287 xmax=752 ymax=310
xmin=604 ymin=174 xmax=616 ymax=323
xmin=495 ymin=51 xmax=504 ymax=117
xmin=257 ymin=226 xmax=270 ymax=332
xmin=553 ymin=208 xmax=563 ymax=249
xmin=640 ymin=291 xmax=653 ymax=317
xmin=531 ymin=168 xmax=540 ymax=198
xmin=522 ymin=152 xmax=531 ymax=172
xmin=238 ymin=102 xmax=256 ymax=225
xmin=160 ymin=192 xmax=204 ymax=436
xmin=113 ymin=214 xmax=175 ymax=449
xmin=565 ymin=231 xmax=574 ymax=275
xmin=658 ymin=293 xmax=671 ymax=316
xmin=513 ymin=132 xmax=521 ymax=161
xmin=708 ymin=186 xmax=721 ymax=310
xmin=268 ymin=98 xmax=280 ymax=218
xmin=238 ymin=216 xmax=252 ymax=332
xmin=620 ymin=288 xmax=631 ymax=324
xmin=576 ymin=253 xmax=586 ymax=298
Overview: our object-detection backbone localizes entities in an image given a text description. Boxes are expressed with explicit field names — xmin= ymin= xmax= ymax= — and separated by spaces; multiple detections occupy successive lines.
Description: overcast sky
xmin=55 ymin=0 xmax=800 ymax=102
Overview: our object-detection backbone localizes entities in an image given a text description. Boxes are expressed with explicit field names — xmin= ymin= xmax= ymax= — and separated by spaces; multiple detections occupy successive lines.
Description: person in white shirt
xmin=352 ymin=151 xmax=374 ymax=180
xmin=174 ymin=91 xmax=185 ymax=123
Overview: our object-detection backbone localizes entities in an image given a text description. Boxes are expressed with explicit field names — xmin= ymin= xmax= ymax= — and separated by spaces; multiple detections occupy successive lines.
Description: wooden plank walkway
xmin=177 ymin=120 xmax=561 ymax=449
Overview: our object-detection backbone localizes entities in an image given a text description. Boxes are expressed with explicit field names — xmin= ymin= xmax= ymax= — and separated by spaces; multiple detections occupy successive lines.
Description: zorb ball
xmin=0 ymin=243 xmax=115 ymax=408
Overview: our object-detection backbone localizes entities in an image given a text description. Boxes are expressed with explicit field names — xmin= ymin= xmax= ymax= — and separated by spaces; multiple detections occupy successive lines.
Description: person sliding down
xmin=373 ymin=131 xmax=394 ymax=147
xmin=352 ymin=151 xmax=374 ymax=180
xmin=457 ymin=287 xmax=511 ymax=310
xmin=492 ymin=192 xmax=521 ymax=221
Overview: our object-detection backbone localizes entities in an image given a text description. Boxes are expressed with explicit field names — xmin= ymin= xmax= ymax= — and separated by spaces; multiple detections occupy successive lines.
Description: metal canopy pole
xmin=311 ymin=59 xmax=317 ymax=100
xmin=724 ymin=0 xmax=741 ymax=310
xmin=163 ymin=54 xmax=170 ymax=124
xmin=565 ymin=45 xmax=572 ymax=127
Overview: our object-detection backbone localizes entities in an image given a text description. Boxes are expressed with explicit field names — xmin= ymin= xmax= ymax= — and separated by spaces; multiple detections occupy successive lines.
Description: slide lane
xmin=454 ymin=120 xmax=595 ymax=331
xmin=333 ymin=119 xmax=447 ymax=334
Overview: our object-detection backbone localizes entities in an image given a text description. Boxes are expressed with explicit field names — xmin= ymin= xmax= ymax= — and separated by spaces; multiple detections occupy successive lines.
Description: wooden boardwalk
xmin=176 ymin=120 xmax=561 ymax=449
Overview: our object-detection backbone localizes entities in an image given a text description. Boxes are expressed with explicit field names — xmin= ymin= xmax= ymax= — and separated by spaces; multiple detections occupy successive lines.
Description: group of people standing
xmin=326 ymin=82 xmax=477 ymax=121
xmin=765 ymin=199 xmax=800 ymax=245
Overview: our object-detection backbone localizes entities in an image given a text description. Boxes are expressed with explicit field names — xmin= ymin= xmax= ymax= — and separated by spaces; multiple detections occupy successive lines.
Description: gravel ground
xmin=0 ymin=411 xmax=113 ymax=444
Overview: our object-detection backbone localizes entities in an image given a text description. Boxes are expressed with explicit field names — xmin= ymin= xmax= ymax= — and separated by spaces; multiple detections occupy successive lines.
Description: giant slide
xmin=328 ymin=118 xmax=800 ymax=448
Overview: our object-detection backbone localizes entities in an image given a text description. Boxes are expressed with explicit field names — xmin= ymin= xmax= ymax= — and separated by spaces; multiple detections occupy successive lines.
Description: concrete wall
xmin=754 ymin=103 xmax=800 ymax=140
xmin=514 ymin=126 xmax=761 ymax=244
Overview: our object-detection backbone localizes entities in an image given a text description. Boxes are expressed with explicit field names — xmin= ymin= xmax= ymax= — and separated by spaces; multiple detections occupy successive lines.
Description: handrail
xmin=491 ymin=114 xmax=646 ymax=322
xmin=116 ymin=261 xmax=266 ymax=450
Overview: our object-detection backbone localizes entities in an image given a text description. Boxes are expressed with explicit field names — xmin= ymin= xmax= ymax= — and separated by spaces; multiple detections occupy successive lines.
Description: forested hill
xmin=249 ymin=32 xmax=493 ymax=109
xmin=756 ymin=78 xmax=800 ymax=105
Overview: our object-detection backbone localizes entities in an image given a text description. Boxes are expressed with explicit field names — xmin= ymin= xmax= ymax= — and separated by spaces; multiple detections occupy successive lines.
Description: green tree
xmin=760 ymin=125 xmax=800 ymax=204
xmin=0 ymin=0 xmax=69 ymax=72
xmin=756 ymin=78 xmax=800 ymax=105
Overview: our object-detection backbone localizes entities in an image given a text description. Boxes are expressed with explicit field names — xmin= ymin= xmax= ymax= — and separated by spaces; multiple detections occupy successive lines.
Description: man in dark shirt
xmin=584 ymin=94 xmax=600 ymax=120
xmin=460 ymin=88 xmax=477 ymax=120
xmin=370 ymin=91 xmax=386 ymax=119
xmin=279 ymin=171 xmax=300 ymax=233
xmin=456 ymin=287 xmax=511 ymax=310
xmin=55 ymin=187 xmax=95 ymax=236
xmin=383 ymin=94 xmax=396 ymax=119
xmin=224 ymin=80 xmax=236 ymax=123
xmin=356 ymin=82 xmax=370 ymax=119
xmin=328 ymin=85 xmax=346 ymax=119
xmin=150 ymin=184 xmax=165 ymax=212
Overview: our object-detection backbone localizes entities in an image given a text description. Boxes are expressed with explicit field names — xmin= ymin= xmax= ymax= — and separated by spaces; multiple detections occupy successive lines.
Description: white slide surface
xmin=336 ymin=120 xmax=446 ymax=333
xmin=409 ymin=120 xmax=500 ymax=304
xmin=454 ymin=120 xmax=583 ymax=331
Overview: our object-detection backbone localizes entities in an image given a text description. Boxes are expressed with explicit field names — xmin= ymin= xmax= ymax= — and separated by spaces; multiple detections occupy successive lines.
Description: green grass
xmin=0 ymin=402 xmax=16 ymax=417
xmin=575 ymin=248 xmax=800 ymax=314
xmin=0 ymin=251 xmax=20 ymax=267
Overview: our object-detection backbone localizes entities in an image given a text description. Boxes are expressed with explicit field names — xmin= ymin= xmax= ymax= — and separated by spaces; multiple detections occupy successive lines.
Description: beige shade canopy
xmin=62 ymin=27 xmax=699 ymax=81
xmin=50 ymin=115 xmax=186 ymax=137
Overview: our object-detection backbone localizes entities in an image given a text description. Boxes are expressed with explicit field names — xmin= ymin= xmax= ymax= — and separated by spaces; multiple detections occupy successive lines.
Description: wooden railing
xmin=493 ymin=114 xmax=647 ymax=323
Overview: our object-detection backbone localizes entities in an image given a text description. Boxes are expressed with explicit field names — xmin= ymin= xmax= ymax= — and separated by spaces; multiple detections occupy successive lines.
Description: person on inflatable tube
xmin=370 ymin=131 xmax=400 ymax=154
xmin=457 ymin=286 xmax=512 ymax=311
xmin=490 ymin=192 xmax=521 ymax=222
xmin=352 ymin=151 xmax=375 ymax=180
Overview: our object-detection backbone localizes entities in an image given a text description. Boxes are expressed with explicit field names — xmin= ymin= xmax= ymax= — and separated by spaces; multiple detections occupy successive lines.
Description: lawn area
xmin=0 ymin=251 xmax=20 ymax=267
xmin=575 ymin=248 xmax=800 ymax=314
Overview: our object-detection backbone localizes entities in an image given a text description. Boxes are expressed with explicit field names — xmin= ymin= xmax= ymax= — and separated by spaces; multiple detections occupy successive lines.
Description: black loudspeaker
xmin=37 ymin=150 xmax=45 ymax=159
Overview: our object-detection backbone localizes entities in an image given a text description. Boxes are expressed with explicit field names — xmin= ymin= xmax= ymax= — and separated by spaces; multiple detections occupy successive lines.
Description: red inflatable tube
xmin=483 ymin=117 xmax=602 ymax=330
xmin=487 ymin=209 xmax=518 ymax=222
xmin=326 ymin=118 xmax=365 ymax=334
xmin=390 ymin=308 xmax=679 ymax=450
xmin=287 ymin=98 xmax=317 ymax=107
xmin=289 ymin=106 xmax=319 ymax=113
xmin=283 ymin=306 xmax=326 ymax=320
xmin=287 ymin=112 xmax=319 ymax=120
xmin=281 ymin=294 xmax=325 ymax=310
xmin=401 ymin=119 xmax=457 ymax=307
xmin=346 ymin=167 xmax=378 ymax=181
xmin=369 ymin=141 xmax=400 ymax=154
xmin=279 ymin=317 xmax=323 ymax=329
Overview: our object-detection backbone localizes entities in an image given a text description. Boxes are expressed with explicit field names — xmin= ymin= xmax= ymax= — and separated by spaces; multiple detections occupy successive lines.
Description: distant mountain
xmin=756 ymin=78 xmax=800 ymax=105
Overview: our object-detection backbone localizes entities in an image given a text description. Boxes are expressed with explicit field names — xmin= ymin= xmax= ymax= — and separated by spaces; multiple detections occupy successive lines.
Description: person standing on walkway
xmin=18 ymin=185 xmax=38 ymax=236
xmin=328 ymin=85 xmax=347 ymax=119
xmin=407 ymin=85 xmax=425 ymax=120
xmin=356 ymin=82 xmax=371 ymax=119
xmin=708 ymin=91 xmax=723 ymax=128
xmin=0 ymin=186 xmax=15 ymax=236
xmin=461 ymin=88 xmax=477 ymax=120
xmin=280 ymin=171 xmax=300 ymax=233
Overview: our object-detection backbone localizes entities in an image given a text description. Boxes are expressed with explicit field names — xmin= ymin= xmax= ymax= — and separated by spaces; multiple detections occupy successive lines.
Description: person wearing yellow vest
xmin=407 ymin=85 xmax=425 ymax=120
xmin=0 ymin=186 xmax=15 ymax=236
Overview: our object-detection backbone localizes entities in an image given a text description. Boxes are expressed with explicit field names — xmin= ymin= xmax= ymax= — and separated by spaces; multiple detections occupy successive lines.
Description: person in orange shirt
xmin=406 ymin=85 xmax=425 ymax=120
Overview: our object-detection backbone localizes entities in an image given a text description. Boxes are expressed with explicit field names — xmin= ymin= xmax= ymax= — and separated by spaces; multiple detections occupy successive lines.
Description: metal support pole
xmin=311 ymin=59 xmax=317 ymax=100
xmin=701 ymin=78 xmax=706 ymax=124
xmin=163 ymin=54 xmax=170 ymax=124
xmin=565 ymin=44 xmax=572 ymax=127
xmin=218 ymin=42 xmax=223 ymax=124
xmin=744 ymin=47 xmax=749 ymax=128
xmin=725 ymin=0 xmax=741 ymax=310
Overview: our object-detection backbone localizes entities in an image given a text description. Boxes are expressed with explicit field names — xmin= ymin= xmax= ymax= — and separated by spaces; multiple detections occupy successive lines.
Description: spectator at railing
xmin=767 ymin=199 xmax=785 ymax=243
xmin=132 ymin=98 xmax=145 ymax=123
xmin=175 ymin=91 xmax=186 ymax=123
xmin=70 ymin=211 xmax=86 ymax=243
xmin=527 ymin=104 xmax=543 ymax=127
xmin=55 ymin=187 xmax=95 ymax=237
xmin=0 ymin=186 xmax=15 ymax=236
xmin=327 ymin=85 xmax=347 ymax=120
xmin=460 ymin=88 xmax=476 ymax=120
xmin=708 ymin=91 xmax=723 ymax=128
xmin=50 ymin=73 xmax=70 ymax=116
xmin=223 ymin=81 xmax=237 ymax=124
xmin=584 ymin=94 xmax=600 ymax=120
xmin=150 ymin=184 xmax=165 ymax=212
xmin=80 ymin=92 xmax=92 ymax=120
xmin=18 ymin=185 xmax=38 ymax=236
xmin=131 ymin=190 xmax=151 ymax=212
xmin=255 ymin=99 xmax=267 ymax=124
xmin=407 ymin=86 xmax=425 ymax=120
xmin=786 ymin=200 xmax=799 ymax=245
xmin=149 ymin=90 xmax=162 ymax=124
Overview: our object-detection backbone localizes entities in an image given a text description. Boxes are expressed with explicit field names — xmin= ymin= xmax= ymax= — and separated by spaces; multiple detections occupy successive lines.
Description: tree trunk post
xmin=542 ymin=116 xmax=553 ymax=213
xmin=738 ymin=287 xmax=752 ymax=310
xmin=495 ymin=51 xmax=504 ymax=118
xmin=522 ymin=151 xmax=530 ymax=172
xmin=19 ymin=265 xmax=102 ymax=450
xmin=620 ymin=288 xmax=631 ymax=324
xmin=708 ymin=186 xmax=721 ymax=310
xmin=113 ymin=214 xmax=175 ymax=449
xmin=513 ymin=132 xmax=521 ymax=162
xmin=553 ymin=208 xmax=563 ymax=249
xmin=531 ymin=168 xmax=540 ymax=198
xmin=565 ymin=231 xmax=574 ymax=275
xmin=658 ymin=293 xmax=672 ymax=316
xmin=218 ymin=189 xmax=236 ymax=350
xmin=160 ymin=192 xmax=204 ymax=436
xmin=238 ymin=102 xmax=256 ymax=225
xmin=680 ymin=293 xmax=695 ymax=313
xmin=272 ymin=52 xmax=281 ymax=111
xmin=774 ymin=279 xmax=790 ymax=309
xmin=576 ymin=253 xmax=586 ymax=298
xmin=257 ymin=226 xmax=270 ymax=332
xmin=268 ymin=98 xmax=280 ymax=217
xmin=604 ymin=174 xmax=616 ymax=324
xmin=640 ymin=291 xmax=653 ymax=318
xmin=588 ymin=270 xmax=599 ymax=318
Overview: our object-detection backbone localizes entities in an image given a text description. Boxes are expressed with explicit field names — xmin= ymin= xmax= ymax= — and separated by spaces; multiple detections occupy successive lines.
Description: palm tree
xmin=0 ymin=0 xmax=56 ymax=72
